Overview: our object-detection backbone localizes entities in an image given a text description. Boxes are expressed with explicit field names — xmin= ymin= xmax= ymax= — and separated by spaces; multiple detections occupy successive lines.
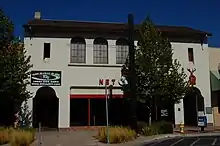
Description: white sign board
xmin=198 ymin=111 xmax=205 ymax=117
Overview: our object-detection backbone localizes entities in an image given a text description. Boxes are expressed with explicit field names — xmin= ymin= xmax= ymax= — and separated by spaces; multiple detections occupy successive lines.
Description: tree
xmin=133 ymin=17 xmax=188 ymax=121
xmin=18 ymin=99 xmax=32 ymax=128
xmin=0 ymin=8 xmax=33 ymax=126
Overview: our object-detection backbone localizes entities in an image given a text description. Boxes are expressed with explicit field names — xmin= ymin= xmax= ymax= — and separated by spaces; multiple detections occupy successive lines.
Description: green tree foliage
xmin=0 ymin=8 xmax=33 ymax=126
xmin=135 ymin=17 xmax=188 ymax=107
xmin=18 ymin=100 xmax=32 ymax=127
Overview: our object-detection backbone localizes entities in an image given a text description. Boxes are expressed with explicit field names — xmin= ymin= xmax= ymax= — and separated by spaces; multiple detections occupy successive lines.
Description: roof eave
xmin=22 ymin=23 xmax=212 ymax=37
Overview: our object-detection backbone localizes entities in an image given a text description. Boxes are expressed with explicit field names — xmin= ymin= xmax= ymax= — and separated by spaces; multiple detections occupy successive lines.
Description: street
xmin=143 ymin=136 xmax=220 ymax=146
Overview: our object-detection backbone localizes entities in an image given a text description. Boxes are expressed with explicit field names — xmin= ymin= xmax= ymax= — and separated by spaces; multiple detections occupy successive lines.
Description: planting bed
xmin=0 ymin=127 xmax=35 ymax=146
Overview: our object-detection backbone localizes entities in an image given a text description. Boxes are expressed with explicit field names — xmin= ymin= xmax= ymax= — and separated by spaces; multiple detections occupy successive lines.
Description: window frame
xmin=116 ymin=39 xmax=129 ymax=64
xmin=70 ymin=37 xmax=86 ymax=63
xmin=93 ymin=38 xmax=108 ymax=64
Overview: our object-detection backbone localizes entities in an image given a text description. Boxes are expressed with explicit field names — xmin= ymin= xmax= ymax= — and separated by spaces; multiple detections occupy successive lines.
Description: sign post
xmin=197 ymin=111 xmax=207 ymax=132
xmin=105 ymin=84 xmax=110 ymax=144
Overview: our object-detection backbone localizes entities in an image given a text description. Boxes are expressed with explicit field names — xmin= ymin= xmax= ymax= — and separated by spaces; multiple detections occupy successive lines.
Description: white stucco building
xmin=209 ymin=47 xmax=220 ymax=127
xmin=24 ymin=12 xmax=213 ymax=129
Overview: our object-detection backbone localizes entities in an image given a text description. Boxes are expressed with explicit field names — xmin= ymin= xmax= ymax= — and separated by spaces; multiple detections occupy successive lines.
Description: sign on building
xmin=99 ymin=79 xmax=116 ymax=86
xmin=161 ymin=109 xmax=168 ymax=117
xmin=31 ymin=71 xmax=61 ymax=86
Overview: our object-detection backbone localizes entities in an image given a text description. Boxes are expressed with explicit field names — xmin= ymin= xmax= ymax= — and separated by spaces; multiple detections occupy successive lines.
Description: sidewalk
xmin=33 ymin=131 xmax=176 ymax=146
xmin=32 ymin=129 xmax=220 ymax=146
xmin=174 ymin=126 xmax=220 ymax=134
xmin=34 ymin=131 xmax=98 ymax=146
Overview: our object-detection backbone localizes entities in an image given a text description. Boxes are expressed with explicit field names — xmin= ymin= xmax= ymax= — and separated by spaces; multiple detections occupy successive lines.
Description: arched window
xmin=116 ymin=38 xmax=129 ymax=64
xmin=70 ymin=37 xmax=86 ymax=63
xmin=93 ymin=38 xmax=108 ymax=64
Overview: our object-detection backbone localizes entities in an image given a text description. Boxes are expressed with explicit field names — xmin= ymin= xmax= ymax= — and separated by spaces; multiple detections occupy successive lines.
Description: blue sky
xmin=1 ymin=0 xmax=219 ymax=47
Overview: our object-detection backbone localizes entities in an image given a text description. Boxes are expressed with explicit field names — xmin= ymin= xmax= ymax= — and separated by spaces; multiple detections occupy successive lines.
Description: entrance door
xmin=183 ymin=87 xmax=204 ymax=126
xmin=33 ymin=86 xmax=59 ymax=128
xmin=90 ymin=98 xmax=106 ymax=126
xmin=70 ymin=98 xmax=88 ymax=126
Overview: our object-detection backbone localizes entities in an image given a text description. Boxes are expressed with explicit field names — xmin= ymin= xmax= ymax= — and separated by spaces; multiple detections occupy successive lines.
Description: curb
xmin=138 ymin=134 xmax=179 ymax=146
xmin=142 ymin=134 xmax=177 ymax=142
xmin=181 ymin=132 xmax=220 ymax=137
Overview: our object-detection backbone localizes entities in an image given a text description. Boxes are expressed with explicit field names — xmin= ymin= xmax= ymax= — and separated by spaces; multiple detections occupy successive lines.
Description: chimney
xmin=34 ymin=11 xmax=41 ymax=19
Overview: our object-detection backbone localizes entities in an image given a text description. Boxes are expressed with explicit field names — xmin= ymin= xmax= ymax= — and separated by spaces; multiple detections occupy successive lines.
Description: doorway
xmin=33 ymin=86 xmax=59 ymax=128
xmin=90 ymin=98 xmax=106 ymax=126
xmin=70 ymin=98 xmax=88 ymax=126
xmin=183 ymin=87 xmax=204 ymax=126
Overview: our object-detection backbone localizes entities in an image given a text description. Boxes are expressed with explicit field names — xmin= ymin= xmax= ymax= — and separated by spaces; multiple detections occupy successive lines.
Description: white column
xmin=56 ymin=86 xmax=70 ymax=128
xmin=174 ymin=99 xmax=184 ymax=125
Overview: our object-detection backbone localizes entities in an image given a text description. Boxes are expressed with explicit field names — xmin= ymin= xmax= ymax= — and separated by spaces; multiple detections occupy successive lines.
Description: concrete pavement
xmin=33 ymin=131 xmax=177 ymax=146
xmin=32 ymin=130 xmax=220 ymax=146
xmin=34 ymin=130 xmax=98 ymax=146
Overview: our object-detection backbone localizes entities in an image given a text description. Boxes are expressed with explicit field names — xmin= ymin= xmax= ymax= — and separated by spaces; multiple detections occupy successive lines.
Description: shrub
xmin=0 ymin=127 xmax=5 ymax=131
xmin=155 ymin=121 xmax=173 ymax=134
xmin=141 ymin=121 xmax=173 ymax=136
xmin=21 ymin=127 xmax=36 ymax=133
xmin=142 ymin=124 xmax=159 ymax=136
xmin=97 ymin=126 xmax=136 ymax=144
xmin=137 ymin=121 xmax=148 ymax=133
xmin=0 ymin=129 xmax=9 ymax=145
xmin=10 ymin=129 xmax=35 ymax=146
xmin=0 ymin=127 xmax=35 ymax=145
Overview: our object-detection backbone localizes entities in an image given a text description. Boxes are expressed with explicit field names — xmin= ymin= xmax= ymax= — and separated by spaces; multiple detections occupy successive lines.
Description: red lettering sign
xmin=111 ymin=79 xmax=116 ymax=85
xmin=99 ymin=79 xmax=104 ymax=85
xmin=105 ymin=79 xmax=110 ymax=85
xmin=99 ymin=78 xmax=116 ymax=85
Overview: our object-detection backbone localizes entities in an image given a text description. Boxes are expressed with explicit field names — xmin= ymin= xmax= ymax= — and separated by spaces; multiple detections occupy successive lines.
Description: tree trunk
xmin=153 ymin=96 xmax=158 ymax=121
xmin=155 ymin=105 xmax=158 ymax=121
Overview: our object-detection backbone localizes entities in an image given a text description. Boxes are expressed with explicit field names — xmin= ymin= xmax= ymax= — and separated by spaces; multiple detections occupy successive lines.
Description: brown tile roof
xmin=23 ymin=19 xmax=212 ymax=36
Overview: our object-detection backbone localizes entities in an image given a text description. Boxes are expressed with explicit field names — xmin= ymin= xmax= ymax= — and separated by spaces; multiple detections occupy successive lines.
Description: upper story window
xmin=70 ymin=37 xmax=86 ymax=63
xmin=188 ymin=48 xmax=194 ymax=63
xmin=93 ymin=38 xmax=108 ymax=64
xmin=43 ymin=43 xmax=51 ymax=59
xmin=116 ymin=38 xmax=129 ymax=64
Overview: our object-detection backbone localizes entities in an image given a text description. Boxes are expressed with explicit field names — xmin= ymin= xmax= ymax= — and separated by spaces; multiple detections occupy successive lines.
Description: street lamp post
xmin=105 ymin=84 xmax=110 ymax=144
xmin=105 ymin=84 xmax=114 ymax=144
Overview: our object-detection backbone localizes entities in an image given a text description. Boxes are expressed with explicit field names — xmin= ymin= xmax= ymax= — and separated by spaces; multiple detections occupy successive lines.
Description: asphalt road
xmin=143 ymin=136 xmax=220 ymax=146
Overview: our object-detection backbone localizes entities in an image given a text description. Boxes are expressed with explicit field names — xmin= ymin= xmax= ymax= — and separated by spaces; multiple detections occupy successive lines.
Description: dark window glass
xmin=44 ymin=43 xmax=51 ymax=59
xmin=188 ymin=48 xmax=194 ymax=62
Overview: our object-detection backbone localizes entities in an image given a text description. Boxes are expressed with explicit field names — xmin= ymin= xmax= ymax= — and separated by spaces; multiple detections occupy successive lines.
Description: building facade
xmin=209 ymin=47 xmax=220 ymax=127
xmin=24 ymin=12 xmax=213 ymax=128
